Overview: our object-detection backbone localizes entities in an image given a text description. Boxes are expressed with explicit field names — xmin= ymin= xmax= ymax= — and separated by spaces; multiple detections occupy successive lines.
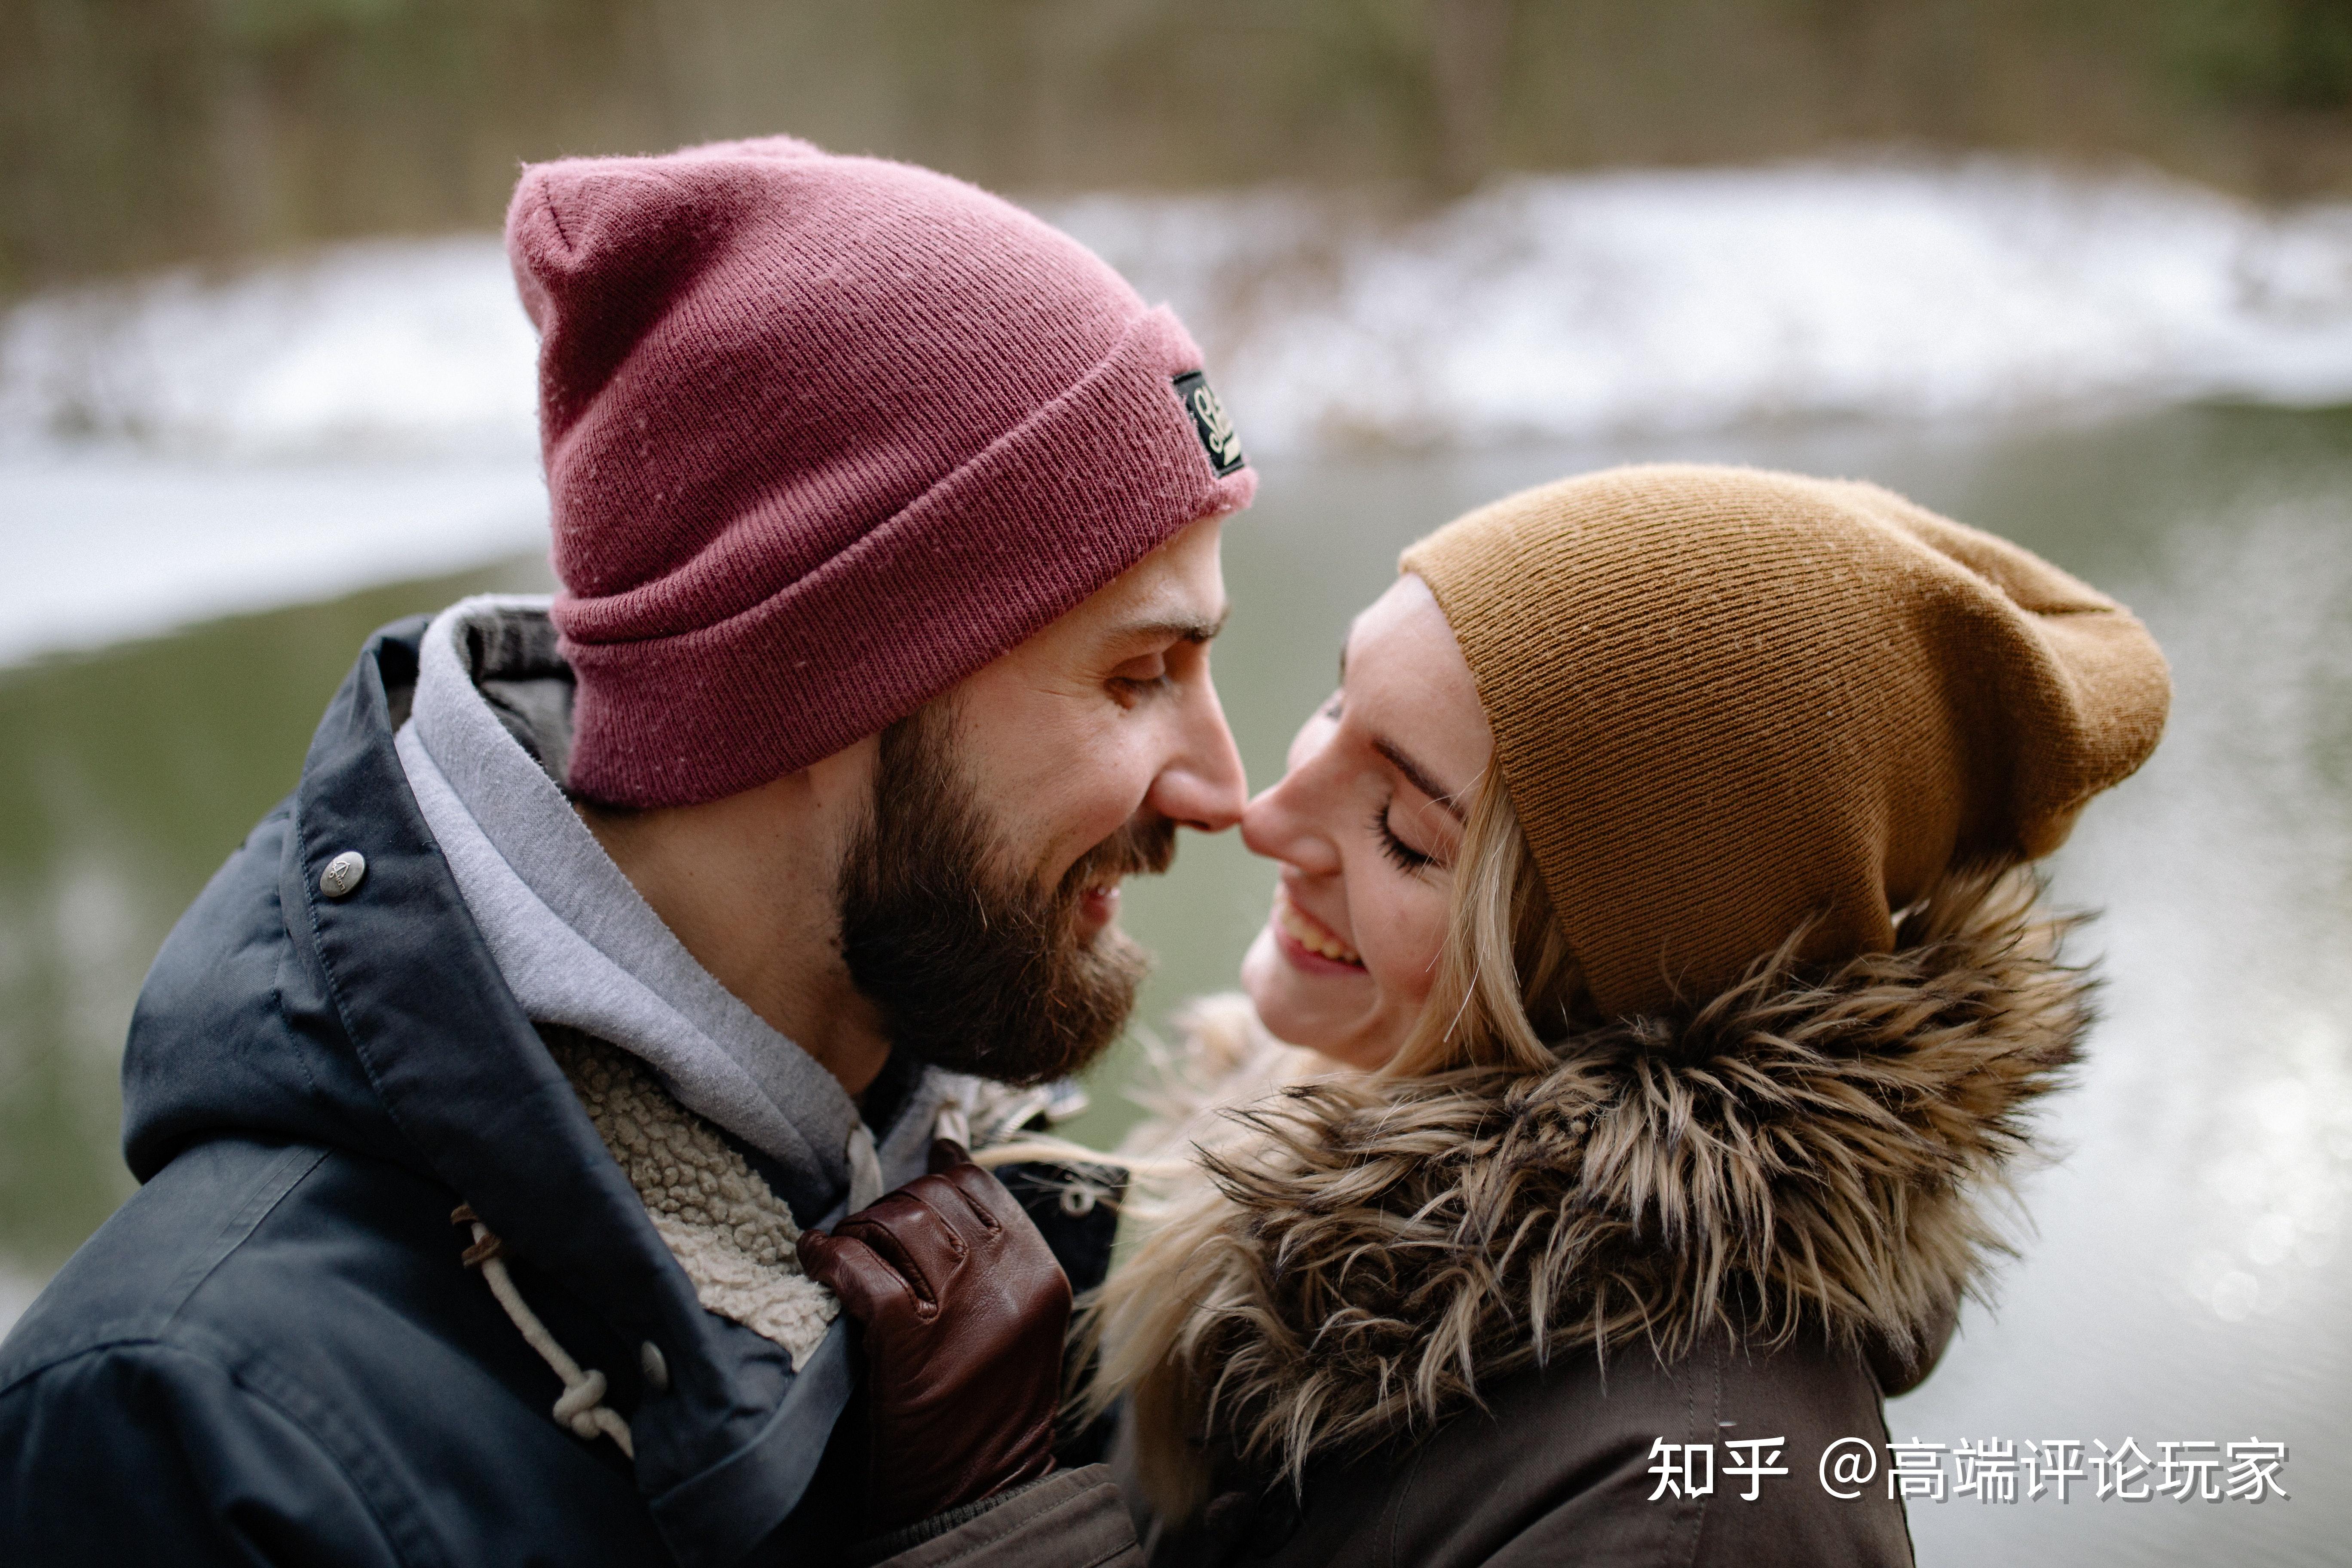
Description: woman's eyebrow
xmin=1373 ymin=736 xmax=1468 ymax=821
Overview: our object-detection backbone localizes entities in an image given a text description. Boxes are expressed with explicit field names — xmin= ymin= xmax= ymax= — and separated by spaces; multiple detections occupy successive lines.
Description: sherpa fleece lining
xmin=547 ymin=1028 xmax=838 ymax=1369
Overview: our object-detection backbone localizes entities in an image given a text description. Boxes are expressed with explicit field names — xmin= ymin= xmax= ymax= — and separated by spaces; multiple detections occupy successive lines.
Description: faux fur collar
xmin=1093 ymin=870 xmax=2091 ymax=1513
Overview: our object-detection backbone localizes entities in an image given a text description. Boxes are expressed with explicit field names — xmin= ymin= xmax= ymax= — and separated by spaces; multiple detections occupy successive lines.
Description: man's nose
xmin=1146 ymin=678 xmax=1248 ymax=833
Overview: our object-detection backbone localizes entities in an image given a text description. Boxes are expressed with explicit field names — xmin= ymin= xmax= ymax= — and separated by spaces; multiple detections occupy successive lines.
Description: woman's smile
xmin=1271 ymin=888 xmax=1366 ymax=972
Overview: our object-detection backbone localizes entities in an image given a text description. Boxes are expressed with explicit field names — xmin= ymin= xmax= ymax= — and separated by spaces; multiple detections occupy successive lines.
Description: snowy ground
xmin=6 ymin=157 xmax=2352 ymax=670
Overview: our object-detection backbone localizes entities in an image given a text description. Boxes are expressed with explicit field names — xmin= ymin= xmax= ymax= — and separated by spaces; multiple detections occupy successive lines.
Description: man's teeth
xmin=1279 ymin=900 xmax=1363 ymax=965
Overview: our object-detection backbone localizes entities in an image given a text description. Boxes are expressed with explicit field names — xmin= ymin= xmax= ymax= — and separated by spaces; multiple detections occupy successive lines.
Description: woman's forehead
xmin=1341 ymin=576 xmax=1491 ymax=786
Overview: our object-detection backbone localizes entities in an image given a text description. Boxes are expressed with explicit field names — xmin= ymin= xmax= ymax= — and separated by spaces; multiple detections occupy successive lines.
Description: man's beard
xmin=835 ymin=701 xmax=1176 ymax=1086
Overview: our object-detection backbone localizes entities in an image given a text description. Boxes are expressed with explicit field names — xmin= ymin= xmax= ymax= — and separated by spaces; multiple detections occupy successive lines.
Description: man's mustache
xmin=1057 ymin=813 xmax=1178 ymax=900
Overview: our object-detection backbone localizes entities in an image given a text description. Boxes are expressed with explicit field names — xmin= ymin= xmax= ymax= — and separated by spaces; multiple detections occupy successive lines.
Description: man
xmin=0 ymin=137 xmax=1254 ymax=1565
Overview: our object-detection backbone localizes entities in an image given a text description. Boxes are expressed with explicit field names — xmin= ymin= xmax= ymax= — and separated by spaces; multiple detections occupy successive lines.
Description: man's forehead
xmin=1041 ymin=513 xmax=1232 ymax=650
xmin=1090 ymin=554 xmax=1229 ymax=640
xmin=1001 ymin=567 xmax=1226 ymax=672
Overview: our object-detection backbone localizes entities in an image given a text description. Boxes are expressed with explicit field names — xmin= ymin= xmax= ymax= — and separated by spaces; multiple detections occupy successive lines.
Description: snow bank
xmin=1052 ymin=160 xmax=2352 ymax=449
xmin=7 ymin=157 xmax=2352 ymax=662
xmin=15 ymin=160 xmax=2351 ymax=462
xmin=0 ymin=236 xmax=538 ymax=461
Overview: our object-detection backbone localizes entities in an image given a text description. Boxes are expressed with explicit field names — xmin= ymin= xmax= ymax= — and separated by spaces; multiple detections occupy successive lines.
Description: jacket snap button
xmin=640 ymin=1340 xmax=670 ymax=1393
xmin=318 ymin=851 xmax=368 ymax=899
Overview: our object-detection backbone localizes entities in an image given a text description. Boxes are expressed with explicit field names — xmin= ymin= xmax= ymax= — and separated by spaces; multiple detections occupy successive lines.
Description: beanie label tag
xmin=1173 ymin=372 xmax=1246 ymax=476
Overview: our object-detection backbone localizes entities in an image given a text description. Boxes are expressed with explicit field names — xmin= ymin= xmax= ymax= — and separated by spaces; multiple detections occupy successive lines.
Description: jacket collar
xmin=283 ymin=618 xmax=850 ymax=1568
xmin=401 ymin=594 xmax=884 ymax=1216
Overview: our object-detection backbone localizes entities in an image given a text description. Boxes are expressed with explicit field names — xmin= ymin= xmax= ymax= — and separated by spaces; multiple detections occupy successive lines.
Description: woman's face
xmin=1240 ymin=574 xmax=1492 ymax=1070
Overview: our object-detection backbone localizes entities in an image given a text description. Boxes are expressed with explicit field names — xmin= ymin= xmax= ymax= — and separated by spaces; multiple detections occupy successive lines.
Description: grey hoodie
xmin=393 ymin=594 xmax=948 ymax=1216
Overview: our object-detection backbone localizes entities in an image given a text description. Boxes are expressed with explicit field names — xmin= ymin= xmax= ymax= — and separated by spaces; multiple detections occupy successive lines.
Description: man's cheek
xmin=1062 ymin=769 xmax=1159 ymax=866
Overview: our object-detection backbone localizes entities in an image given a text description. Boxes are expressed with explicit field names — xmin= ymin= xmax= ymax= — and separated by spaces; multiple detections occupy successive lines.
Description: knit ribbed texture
xmin=1401 ymin=464 xmax=2171 ymax=1018
xmin=507 ymin=135 xmax=1256 ymax=807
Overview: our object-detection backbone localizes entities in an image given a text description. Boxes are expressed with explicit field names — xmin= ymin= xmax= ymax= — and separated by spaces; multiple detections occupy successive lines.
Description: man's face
xmin=836 ymin=515 xmax=1246 ymax=1084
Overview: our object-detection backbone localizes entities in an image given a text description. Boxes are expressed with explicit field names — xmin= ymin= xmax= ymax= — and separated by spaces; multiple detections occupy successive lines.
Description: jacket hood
xmin=118 ymin=619 xmax=858 ymax=1568
xmin=1094 ymin=868 xmax=2090 ymax=1516
xmin=124 ymin=618 xmax=461 ymax=1183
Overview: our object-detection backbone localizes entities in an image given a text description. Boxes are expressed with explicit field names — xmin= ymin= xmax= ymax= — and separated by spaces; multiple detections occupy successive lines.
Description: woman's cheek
xmin=1239 ymin=925 xmax=1285 ymax=1017
xmin=1360 ymin=885 xmax=1451 ymax=1016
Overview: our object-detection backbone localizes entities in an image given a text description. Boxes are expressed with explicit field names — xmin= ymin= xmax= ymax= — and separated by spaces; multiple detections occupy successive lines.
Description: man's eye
xmin=1109 ymin=665 xmax=1173 ymax=706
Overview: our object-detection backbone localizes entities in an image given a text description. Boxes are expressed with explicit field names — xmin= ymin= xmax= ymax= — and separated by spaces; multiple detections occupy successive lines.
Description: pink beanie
xmin=505 ymin=136 xmax=1257 ymax=807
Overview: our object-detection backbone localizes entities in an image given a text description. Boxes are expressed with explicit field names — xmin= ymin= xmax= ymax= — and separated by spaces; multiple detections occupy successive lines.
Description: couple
xmin=0 ymin=138 xmax=2168 ymax=1566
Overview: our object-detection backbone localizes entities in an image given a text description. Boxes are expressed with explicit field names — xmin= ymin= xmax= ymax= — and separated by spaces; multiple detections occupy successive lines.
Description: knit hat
xmin=506 ymin=136 xmax=1256 ymax=807
xmin=1400 ymin=464 xmax=2170 ymax=1018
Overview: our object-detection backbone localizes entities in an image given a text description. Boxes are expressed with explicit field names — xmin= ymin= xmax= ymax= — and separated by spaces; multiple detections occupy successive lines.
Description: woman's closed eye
xmin=1370 ymin=800 xmax=1438 ymax=874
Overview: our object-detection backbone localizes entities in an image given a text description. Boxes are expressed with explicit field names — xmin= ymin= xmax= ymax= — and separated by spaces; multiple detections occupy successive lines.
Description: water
xmin=4 ymin=165 xmax=2349 ymax=1561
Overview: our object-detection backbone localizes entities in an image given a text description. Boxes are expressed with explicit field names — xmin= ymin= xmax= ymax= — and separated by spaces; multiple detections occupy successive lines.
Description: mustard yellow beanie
xmin=1400 ymin=463 xmax=2171 ymax=1018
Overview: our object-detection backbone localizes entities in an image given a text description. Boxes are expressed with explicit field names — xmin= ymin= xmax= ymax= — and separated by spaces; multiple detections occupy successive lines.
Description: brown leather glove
xmin=796 ymin=1139 xmax=1071 ymax=1534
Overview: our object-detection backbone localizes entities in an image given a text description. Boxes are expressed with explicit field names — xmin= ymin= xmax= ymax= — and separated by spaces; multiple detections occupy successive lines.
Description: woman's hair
xmin=1072 ymin=768 xmax=1581 ymax=1514
xmin=1380 ymin=769 xmax=1584 ymax=1079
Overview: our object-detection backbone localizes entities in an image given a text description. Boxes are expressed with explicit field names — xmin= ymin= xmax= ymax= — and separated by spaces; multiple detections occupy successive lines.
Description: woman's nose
xmin=1240 ymin=769 xmax=1342 ymax=876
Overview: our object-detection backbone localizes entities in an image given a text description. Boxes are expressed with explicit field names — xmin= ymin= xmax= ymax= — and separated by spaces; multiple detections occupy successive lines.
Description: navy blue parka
xmin=0 ymin=619 xmax=1125 ymax=1567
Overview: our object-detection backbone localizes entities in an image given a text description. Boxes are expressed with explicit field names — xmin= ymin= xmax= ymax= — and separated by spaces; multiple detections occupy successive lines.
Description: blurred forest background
xmin=12 ymin=0 xmax=2352 ymax=294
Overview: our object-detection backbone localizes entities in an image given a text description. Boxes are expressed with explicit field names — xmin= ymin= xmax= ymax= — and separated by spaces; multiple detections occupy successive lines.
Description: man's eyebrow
xmin=1373 ymin=736 xmax=1469 ymax=821
xmin=1117 ymin=606 xmax=1230 ymax=645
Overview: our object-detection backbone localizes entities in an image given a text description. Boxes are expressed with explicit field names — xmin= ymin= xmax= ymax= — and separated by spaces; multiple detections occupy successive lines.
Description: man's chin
xmin=838 ymin=704 xmax=1165 ymax=1086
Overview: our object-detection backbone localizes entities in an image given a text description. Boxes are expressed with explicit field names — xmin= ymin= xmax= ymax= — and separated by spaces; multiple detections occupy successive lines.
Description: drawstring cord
xmin=453 ymin=1122 xmax=880 ymax=1458
xmin=451 ymin=1205 xmax=634 ymax=1459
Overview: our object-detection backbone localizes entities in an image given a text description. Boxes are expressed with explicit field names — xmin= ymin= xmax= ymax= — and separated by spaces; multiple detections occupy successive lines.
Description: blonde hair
xmin=1076 ymin=770 xmax=1583 ymax=1518
xmin=1381 ymin=772 xmax=1583 ymax=1079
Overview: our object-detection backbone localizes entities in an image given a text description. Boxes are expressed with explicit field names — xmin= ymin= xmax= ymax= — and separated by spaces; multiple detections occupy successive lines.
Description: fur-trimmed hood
xmin=1088 ymin=870 xmax=2092 ymax=1519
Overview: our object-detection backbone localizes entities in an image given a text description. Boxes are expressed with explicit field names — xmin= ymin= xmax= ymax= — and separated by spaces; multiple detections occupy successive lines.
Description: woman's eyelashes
xmin=1370 ymin=800 xmax=1437 ymax=874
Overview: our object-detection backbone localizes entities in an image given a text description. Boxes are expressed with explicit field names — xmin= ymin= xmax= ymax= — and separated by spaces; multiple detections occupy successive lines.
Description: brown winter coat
xmin=1129 ymin=1328 xmax=1920 ymax=1567
xmin=1097 ymin=870 xmax=2086 ymax=1567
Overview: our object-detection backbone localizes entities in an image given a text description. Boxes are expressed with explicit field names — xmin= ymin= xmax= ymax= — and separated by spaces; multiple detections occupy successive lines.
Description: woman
xmin=1083 ymin=463 xmax=2170 ymax=1565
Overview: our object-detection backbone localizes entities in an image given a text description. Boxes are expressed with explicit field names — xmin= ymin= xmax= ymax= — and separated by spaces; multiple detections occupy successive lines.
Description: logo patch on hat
xmin=1173 ymin=371 xmax=1246 ymax=476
